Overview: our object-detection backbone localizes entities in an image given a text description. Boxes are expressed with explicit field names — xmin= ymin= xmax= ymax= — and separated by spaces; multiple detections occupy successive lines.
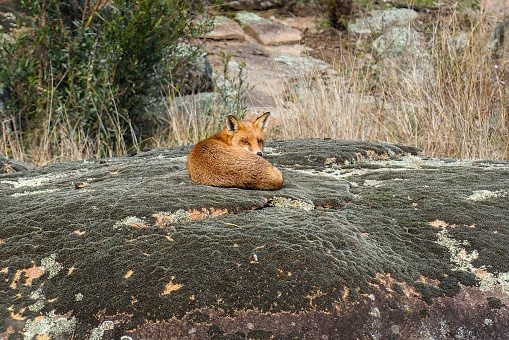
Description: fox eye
xmin=241 ymin=140 xmax=249 ymax=145
xmin=258 ymin=139 xmax=264 ymax=145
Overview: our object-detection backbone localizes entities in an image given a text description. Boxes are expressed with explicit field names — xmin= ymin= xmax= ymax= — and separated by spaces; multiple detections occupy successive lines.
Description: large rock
xmin=202 ymin=16 xmax=245 ymax=41
xmin=348 ymin=8 xmax=419 ymax=36
xmin=235 ymin=11 xmax=302 ymax=46
xmin=2 ymin=139 xmax=509 ymax=339
xmin=0 ymin=154 xmax=35 ymax=174
xmin=483 ymin=0 xmax=509 ymax=15
xmin=372 ymin=26 xmax=433 ymax=86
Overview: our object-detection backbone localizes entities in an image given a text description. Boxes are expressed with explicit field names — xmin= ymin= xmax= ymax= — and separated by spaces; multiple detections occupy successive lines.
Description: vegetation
xmin=274 ymin=10 xmax=509 ymax=160
xmin=0 ymin=1 xmax=508 ymax=164
xmin=0 ymin=0 xmax=211 ymax=164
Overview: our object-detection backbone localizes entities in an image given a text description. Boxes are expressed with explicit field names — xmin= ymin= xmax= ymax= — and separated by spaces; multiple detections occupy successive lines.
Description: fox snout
xmin=245 ymin=148 xmax=264 ymax=157
xmin=241 ymin=142 xmax=264 ymax=156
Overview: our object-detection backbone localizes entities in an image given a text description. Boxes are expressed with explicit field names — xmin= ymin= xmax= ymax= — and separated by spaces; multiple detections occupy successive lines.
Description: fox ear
xmin=253 ymin=112 xmax=270 ymax=131
xmin=226 ymin=115 xmax=239 ymax=135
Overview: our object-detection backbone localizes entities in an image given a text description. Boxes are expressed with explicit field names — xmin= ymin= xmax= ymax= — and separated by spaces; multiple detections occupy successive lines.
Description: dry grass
xmin=1 ymin=10 xmax=508 ymax=165
xmin=273 ymin=12 xmax=509 ymax=160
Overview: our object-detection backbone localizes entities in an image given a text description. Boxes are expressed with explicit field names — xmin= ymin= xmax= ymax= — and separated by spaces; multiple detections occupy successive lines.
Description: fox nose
xmin=256 ymin=151 xmax=264 ymax=157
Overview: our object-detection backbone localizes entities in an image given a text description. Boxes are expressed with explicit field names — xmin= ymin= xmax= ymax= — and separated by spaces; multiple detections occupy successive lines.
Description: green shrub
xmin=0 ymin=0 xmax=211 ymax=160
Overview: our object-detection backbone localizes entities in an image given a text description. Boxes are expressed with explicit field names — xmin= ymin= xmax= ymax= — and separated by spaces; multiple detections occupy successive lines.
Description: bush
xmin=0 ymin=0 xmax=211 ymax=162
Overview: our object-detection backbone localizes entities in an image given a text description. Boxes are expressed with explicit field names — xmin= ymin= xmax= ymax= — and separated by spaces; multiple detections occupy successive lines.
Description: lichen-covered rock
xmin=348 ymin=8 xmax=419 ymax=36
xmin=0 ymin=154 xmax=35 ymax=173
xmin=2 ymin=139 xmax=509 ymax=339
xmin=372 ymin=26 xmax=433 ymax=86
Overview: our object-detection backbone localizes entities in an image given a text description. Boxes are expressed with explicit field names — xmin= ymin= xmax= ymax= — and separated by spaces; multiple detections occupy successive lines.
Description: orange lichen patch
xmin=429 ymin=220 xmax=476 ymax=230
xmin=366 ymin=149 xmax=391 ymax=160
xmin=366 ymin=149 xmax=377 ymax=158
xmin=52 ymin=311 xmax=73 ymax=321
xmin=152 ymin=213 xmax=173 ymax=226
xmin=36 ymin=334 xmax=50 ymax=340
xmin=0 ymin=238 xmax=4 ymax=244
xmin=68 ymin=267 xmax=76 ymax=276
xmin=162 ymin=276 xmax=184 ymax=295
xmin=8 ymin=306 xmax=25 ymax=320
xmin=129 ymin=221 xmax=146 ymax=229
xmin=73 ymin=230 xmax=86 ymax=236
xmin=131 ymin=296 xmax=138 ymax=304
xmin=124 ymin=270 xmax=134 ymax=279
xmin=428 ymin=219 xmax=450 ymax=229
xmin=474 ymin=267 xmax=489 ymax=280
xmin=1 ymin=326 xmax=16 ymax=338
xmin=373 ymin=273 xmax=414 ymax=296
xmin=165 ymin=235 xmax=174 ymax=241
xmin=188 ymin=207 xmax=229 ymax=220
xmin=305 ymin=290 xmax=325 ymax=306
xmin=415 ymin=275 xmax=440 ymax=286
xmin=9 ymin=264 xmax=44 ymax=289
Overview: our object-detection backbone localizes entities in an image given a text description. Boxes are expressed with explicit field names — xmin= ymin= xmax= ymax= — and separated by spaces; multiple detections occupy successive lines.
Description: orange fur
xmin=187 ymin=112 xmax=283 ymax=190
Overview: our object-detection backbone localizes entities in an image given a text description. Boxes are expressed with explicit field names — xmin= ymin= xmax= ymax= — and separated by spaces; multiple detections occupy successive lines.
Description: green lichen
xmin=40 ymin=253 xmax=63 ymax=279
xmin=89 ymin=321 xmax=115 ymax=340
xmin=467 ymin=189 xmax=507 ymax=201
xmin=23 ymin=311 xmax=77 ymax=339
xmin=171 ymin=209 xmax=192 ymax=223
xmin=266 ymin=197 xmax=314 ymax=211
xmin=113 ymin=216 xmax=147 ymax=230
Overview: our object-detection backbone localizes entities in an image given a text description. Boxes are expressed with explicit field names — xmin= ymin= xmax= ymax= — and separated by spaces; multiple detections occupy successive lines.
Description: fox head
xmin=226 ymin=112 xmax=271 ymax=156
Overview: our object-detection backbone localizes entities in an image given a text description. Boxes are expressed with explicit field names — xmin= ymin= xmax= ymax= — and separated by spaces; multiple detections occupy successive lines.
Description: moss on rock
xmin=1 ymin=139 xmax=509 ymax=338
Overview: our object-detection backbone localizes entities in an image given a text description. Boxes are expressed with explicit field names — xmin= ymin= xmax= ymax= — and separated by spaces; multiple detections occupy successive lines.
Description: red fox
xmin=187 ymin=112 xmax=283 ymax=190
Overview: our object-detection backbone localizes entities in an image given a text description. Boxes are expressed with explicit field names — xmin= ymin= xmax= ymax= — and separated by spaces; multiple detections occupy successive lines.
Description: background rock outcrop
xmin=2 ymin=139 xmax=509 ymax=339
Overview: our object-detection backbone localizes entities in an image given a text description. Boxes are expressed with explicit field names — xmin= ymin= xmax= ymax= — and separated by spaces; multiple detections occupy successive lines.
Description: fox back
xmin=187 ymin=112 xmax=283 ymax=190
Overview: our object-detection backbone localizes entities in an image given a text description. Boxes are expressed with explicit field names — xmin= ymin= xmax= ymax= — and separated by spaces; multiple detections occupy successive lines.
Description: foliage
xmin=215 ymin=51 xmax=251 ymax=120
xmin=149 ymin=49 xmax=253 ymax=148
xmin=0 ymin=0 xmax=211 ymax=161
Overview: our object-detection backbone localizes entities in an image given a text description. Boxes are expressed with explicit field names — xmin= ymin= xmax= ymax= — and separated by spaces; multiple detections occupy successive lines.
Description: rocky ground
xmin=1 ymin=139 xmax=509 ymax=339
xmin=196 ymin=1 xmax=509 ymax=118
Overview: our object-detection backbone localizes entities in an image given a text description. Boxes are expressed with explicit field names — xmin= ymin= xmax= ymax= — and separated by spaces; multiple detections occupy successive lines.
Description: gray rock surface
xmin=2 ymin=139 xmax=509 ymax=339
xmin=235 ymin=11 xmax=302 ymax=46
xmin=372 ymin=26 xmax=433 ymax=86
xmin=0 ymin=154 xmax=35 ymax=174
xmin=348 ymin=8 xmax=419 ymax=35
xmin=221 ymin=0 xmax=280 ymax=11
xmin=202 ymin=16 xmax=245 ymax=41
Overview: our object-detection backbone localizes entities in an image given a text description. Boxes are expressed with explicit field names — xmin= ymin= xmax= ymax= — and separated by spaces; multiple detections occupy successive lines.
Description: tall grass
xmin=274 ymin=12 xmax=508 ymax=159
